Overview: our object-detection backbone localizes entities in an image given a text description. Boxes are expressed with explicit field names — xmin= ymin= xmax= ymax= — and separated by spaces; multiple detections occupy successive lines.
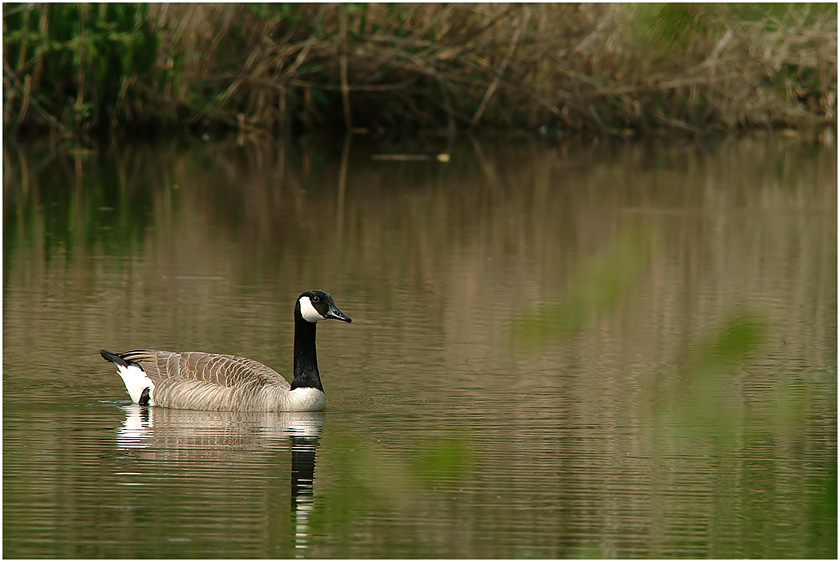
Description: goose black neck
xmin=291 ymin=313 xmax=323 ymax=391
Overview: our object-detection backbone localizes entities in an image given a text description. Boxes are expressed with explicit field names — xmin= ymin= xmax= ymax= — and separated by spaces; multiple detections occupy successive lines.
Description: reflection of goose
xmin=115 ymin=406 xmax=323 ymax=552
xmin=101 ymin=290 xmax=351 ymax=412
xmin=117 ymin=405 xmax=152 ymax=449
xmin=116 ymin=405 xmax=325 ymax=456
xmin=290 ymin=434 xmax=319 ymax=555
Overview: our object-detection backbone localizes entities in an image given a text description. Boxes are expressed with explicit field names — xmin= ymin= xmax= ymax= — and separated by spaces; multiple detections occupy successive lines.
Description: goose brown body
xmin=100 ymin=290 xmax=351 ymax=412
xmin=117 ymin=350 xmax=314 ymax=411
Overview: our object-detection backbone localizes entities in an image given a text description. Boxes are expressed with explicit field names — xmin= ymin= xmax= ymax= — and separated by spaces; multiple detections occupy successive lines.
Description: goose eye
xmin=311 ymin=296 xmax=320 ymax=304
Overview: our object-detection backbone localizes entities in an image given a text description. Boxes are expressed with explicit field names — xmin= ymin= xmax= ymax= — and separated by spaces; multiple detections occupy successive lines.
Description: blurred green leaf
xmin=657 ymin=308 xmax=773 ymax=439
xmin=683 ymin=309 xmax=769 ymax=373
xmin=411 ymin=434 xmax=473 ymax=485
xmin=511 ymin=225 xmax=660 ymax=348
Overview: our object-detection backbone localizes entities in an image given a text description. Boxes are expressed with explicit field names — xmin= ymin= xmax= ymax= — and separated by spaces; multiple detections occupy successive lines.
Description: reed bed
xmin=3 ymin=3 xmax=836 ymax=138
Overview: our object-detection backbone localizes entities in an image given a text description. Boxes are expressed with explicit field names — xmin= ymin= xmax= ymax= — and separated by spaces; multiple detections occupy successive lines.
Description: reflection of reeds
xmin=5 ymin=135 xmax=835 ymax=398
xmin=3 ymin=4 xmax=836 ymax=135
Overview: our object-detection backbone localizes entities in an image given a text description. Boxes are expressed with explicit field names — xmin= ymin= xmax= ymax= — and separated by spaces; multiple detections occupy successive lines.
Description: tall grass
xmin=3 ymin=3 xmax=836 ymax=138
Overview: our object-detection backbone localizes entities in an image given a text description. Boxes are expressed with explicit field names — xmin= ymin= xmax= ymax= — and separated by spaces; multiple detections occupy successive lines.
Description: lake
xmin=3 ymin=133 xmax=836 ymax=558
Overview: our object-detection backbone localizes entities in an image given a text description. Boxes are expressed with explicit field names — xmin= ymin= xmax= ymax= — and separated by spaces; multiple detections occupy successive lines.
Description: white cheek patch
xmin=299 ymin=296 xmax=325 ymax=323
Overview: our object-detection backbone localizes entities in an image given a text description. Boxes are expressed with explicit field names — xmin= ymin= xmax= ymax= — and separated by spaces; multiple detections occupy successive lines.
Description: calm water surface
xmin=4 ymin=134 xmax=836 ymax=558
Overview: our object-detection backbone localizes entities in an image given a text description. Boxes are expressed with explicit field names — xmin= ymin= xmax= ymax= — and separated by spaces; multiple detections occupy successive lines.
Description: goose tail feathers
xmin=100 ymin=349 xmax=155 ymax=405
xmin=100 ymin=349 xmax=128 ymax=367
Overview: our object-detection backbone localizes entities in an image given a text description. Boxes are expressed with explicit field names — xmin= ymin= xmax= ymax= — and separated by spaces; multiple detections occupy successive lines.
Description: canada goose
xmin=100 ymin=289 xmax=351 ymax=412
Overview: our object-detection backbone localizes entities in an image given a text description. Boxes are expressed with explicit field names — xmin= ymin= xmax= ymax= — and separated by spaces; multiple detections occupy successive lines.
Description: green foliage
xmin=3 ymin=3 xmax=158 ymax=132
xmin=246 ymin=3 xmax=301 ymax=22
xmin=626 ymin=4 xmax=718 ymax=64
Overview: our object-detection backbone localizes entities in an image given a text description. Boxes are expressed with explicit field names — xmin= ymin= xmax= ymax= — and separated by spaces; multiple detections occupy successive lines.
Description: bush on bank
xmin=3 ymin=3 xmax=836 ymax=138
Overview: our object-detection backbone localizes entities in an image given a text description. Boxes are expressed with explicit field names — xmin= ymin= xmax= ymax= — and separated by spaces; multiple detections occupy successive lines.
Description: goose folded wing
xmin=118 ymin=349 xmax=289 ymax=388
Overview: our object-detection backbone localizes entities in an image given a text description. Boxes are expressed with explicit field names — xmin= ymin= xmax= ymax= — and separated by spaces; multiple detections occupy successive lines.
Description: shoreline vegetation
xmin=3 ymin=3 xmax=836 ymax=141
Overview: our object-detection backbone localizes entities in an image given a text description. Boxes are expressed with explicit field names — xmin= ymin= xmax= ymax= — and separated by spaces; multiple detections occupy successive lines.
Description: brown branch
xmin=3 ymin=61 xmax=65 ymax=133
xmin=471 ymin=7 xmax=529 ymax=127
xmin=339 ymin=10 xmax=352 ymax=130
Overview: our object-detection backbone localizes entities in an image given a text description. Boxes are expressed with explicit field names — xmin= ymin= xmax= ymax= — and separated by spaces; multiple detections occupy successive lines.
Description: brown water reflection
xmin=3 ymin=134 xmax=836 ymax=558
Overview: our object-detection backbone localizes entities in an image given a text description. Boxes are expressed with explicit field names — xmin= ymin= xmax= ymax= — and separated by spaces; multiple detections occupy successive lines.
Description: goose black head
xmin=297 ymin=290 xmax=352 ymax=324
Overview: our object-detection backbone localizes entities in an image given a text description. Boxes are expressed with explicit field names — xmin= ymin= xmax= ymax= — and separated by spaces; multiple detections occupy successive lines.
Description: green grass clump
xmin=4 ymin=4 xmax=159 ymax=135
